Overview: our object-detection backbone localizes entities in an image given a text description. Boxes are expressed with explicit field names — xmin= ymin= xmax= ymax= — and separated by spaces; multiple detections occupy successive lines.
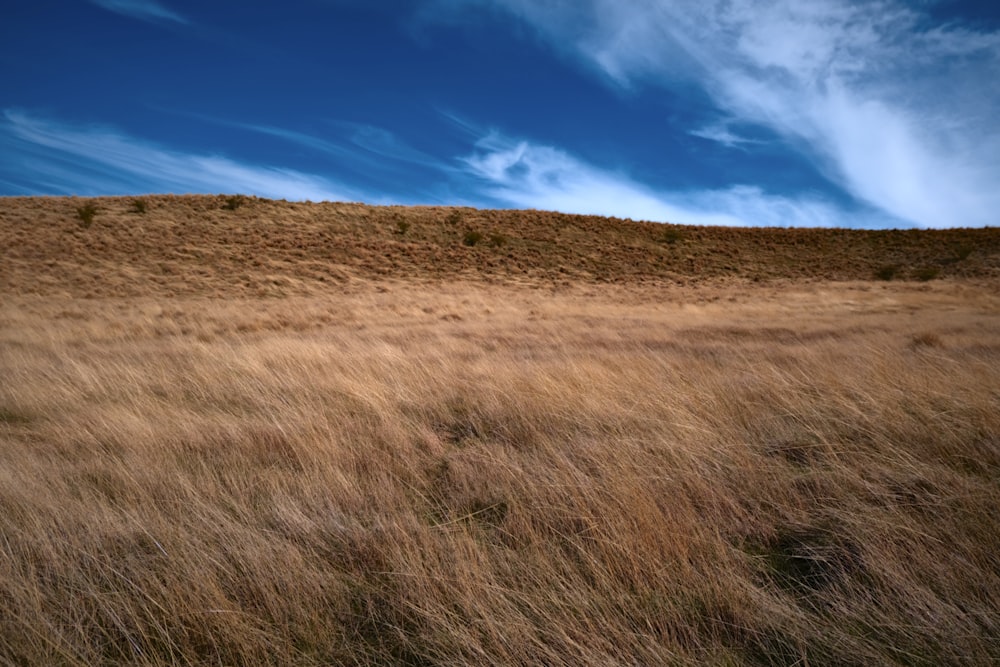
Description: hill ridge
xmin=2 ymin=195 xmax=998 ymax=297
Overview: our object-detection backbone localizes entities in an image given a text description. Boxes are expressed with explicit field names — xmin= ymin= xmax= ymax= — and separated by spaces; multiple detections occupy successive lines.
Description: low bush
xmin=875 ymin=264 xmax=898 ymax=281
xmin=76 ymin=202 xmax=98 ymax=228
xmin=222 ymin=195 xmax=245 ymax=211
xmin=660 ymin=227 xmax=684 ymax=244
xmin=954 ymin=244 xmax=975 ymax=261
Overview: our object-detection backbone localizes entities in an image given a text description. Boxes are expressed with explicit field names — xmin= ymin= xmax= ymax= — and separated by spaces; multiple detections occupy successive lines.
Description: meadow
xmin=1 ymin=196 xmax=999 ymax=665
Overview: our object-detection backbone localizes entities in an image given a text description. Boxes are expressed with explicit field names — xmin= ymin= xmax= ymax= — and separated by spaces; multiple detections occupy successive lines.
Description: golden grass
xmin=2 ymin=277 xmax=999 ymax=665
xmin=2 ymin=195 xmax=998 ymax=297
xmin=2 ymin=196 xmax=1000 ymax=664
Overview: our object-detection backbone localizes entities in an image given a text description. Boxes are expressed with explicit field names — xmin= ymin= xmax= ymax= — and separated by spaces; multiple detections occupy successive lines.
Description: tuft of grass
xmin=222 ymin=195 xmax=245 ymax=211
xmin=487 ymin=233 xmax=507 ymax=248
xmin=875 ymin=264 xmax=898 ymax=281
xmin=395 ymin=219 xmax=411 ymax=235
xmin=463 ymin=230 xmax=484 ymax=247
xmin=954 ymin=244 xmax=975 ymax=261
xmin=915 ymin=266 xmax=940 ymax=281
xmin=660 ymin=227 xmax=684 ymax=244
xmin=130 ymin=198 xmax=148 ymax=214
xmin=0 ymin=407 xmax=34 ymax=425
xmin=910 ymin=332 xmax=944 ymax=348
xmin=75 ymin=202 xmax=98 ymax=228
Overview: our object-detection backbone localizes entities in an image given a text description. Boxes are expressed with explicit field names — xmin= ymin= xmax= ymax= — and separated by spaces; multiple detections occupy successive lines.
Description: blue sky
xmin=2 ymin=1 xmax=999 ymax=228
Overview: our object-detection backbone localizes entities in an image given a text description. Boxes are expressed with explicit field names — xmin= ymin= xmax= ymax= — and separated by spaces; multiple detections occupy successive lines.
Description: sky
xmin=2 ymin=1 xmax=999 ymax=228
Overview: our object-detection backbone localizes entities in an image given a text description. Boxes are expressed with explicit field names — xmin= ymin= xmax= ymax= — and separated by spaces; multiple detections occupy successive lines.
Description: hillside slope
xmin=2 ymin=195 xmax=998 ymax=297
xmin=2 ymin=196 xmax=1000 ymax=665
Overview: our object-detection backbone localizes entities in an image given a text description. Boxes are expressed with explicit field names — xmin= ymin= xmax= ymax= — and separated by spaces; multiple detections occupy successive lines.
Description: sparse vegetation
xmin=222 ymin=195 xmax=245 ymax=211
xmin=4 ymin=196 xmax=998 ymax=294
xmin=130 ymin=198 xmax=148 ymax=214
xmin=487 ymin=232 xmax=506 ymax=248
xmin=660 ymin=226 xmax=684 ymax=244
xmin=955 ymin=244 xmax=975 ymax=261
xmin=910 ymin=332 xmax=944 ymax=348
xmin=2 ymin=195 xmax=1000 ymax=665
xmin=395 ymin=219 xmax=411 ymax=235
xmin=463 ymin=229 xmax=484 ymax=246
xmin=915 ymin=266 xmax=941 ymax=281
xmin=75 ymin=201 xmax=98 ymax=227
xmin=875 ymin=263 xmax=898 ymax=280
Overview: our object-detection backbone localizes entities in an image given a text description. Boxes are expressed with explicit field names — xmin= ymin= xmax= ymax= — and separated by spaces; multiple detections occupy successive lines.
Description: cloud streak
xmin=689 ymin=121 xmax=763 ymax=150
xmin=463 ymin=0 xmax=1000 ymax=228
xmin=91 ymin=0 xmax=188 ymax=24
xmin=462 ymin=131 xmax=889 ymax=227
xmin=0 ymin=110 xmax=357 ymax=202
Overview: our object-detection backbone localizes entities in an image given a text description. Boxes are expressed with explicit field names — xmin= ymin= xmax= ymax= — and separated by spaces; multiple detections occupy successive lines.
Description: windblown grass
xmin=2 ymin=277 xmax=999 ymax=665
xmin=2 ymin=195 xmax=998 ymax=297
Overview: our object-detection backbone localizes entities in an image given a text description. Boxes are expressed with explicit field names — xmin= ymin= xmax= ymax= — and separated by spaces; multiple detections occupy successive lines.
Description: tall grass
xmin=1 ymin=282 xmax=999 ymax=665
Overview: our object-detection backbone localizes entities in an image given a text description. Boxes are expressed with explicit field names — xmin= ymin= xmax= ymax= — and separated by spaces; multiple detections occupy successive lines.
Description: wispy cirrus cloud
xmin=689 ymin=120 xmax=763 ymax=150
xmin=334 ymin=121 xmax=450 ymax=171
xmin=0 ymin=110 xmax=358 ymax=201
xmin=157 ymin=110 xmax=457 ymax=194
xmin=447 ymin=0 xmax=1000 ymax=228
xmin=461 ymin=131 xmax=893 ymax=227
xmin=91 ymin=0 xmax=188 ymax=24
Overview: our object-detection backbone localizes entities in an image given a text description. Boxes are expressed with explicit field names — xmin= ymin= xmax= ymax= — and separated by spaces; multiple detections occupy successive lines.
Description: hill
xmin=2 ymin=194 xmax=999 ymax=297
xmin=1 ymin=195 xmax=999 ymax=665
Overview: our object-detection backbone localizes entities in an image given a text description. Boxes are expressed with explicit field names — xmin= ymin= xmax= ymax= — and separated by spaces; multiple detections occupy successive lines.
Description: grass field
xmin=2 ymin=197 xmax=999 ymax=665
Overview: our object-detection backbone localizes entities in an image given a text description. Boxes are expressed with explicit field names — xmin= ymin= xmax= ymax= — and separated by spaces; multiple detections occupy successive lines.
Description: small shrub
xmin=875 ymin=264 xmax=898 ymax=281
xmin=660 ymin=227 xmax=684 ymax=244
xmin=76 ymin=202 xmax=98 ymax=228
xmin=130 ymin=198 xmax=147 ymax=214
xmin=487 ymin=233 xmax=507 ymax=248
xmin=915 ymin=267 xmax=940 ymax=282
xmin=447 ymin=210 xmax=465 ymax=225
xmin=395 ymin=219 xmax=411 ymax=235
xmin=463 ymin=230 xmax=484 ymax=247
xmin=954 ymin=244 xmax=974 ymax=261
xmin=222 ymin=195 xmax=245 ymax=211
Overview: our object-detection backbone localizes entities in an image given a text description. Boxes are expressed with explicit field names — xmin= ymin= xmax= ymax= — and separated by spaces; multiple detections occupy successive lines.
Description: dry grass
xmin=2 ymin=195 xmax=999 ymax=297
xmin=2 ymin=196 xmax=1000 ymax=665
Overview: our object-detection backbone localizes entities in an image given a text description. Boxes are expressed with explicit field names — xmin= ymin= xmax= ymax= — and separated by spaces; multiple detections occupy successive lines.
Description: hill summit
xmin=2 ymin=195 xmax=998 ymax=297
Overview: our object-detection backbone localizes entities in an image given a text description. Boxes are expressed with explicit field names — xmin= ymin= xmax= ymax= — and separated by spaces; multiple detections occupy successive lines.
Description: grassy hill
xmin=1 ymin=195 xmax=999 ymax=665
xmin=2 ymin=195 xmax=999 ymax=297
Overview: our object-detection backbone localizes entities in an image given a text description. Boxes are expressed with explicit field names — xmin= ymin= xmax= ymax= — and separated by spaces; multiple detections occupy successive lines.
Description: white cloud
xmin=1 ymin=110 xmax=357 ymax=201
xmin=1 ymin=109 xmax=896 ymax=226
xmin=339 ymin=122 xmax=450 ymax=170
xmin=91 ymin=0 xmax=188 ymax=24
xmin=235 ymin=122 xmax=436 ymax=167
xmin=462 ymin=131 xmax=888 ymax=227
xmin=468 ymin=0 xmax=1000 ymax=228
xmin=463 ymin=132 xmax=682 ymax=221
xmin=689 ymin=121 xmax=762 ymax=149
